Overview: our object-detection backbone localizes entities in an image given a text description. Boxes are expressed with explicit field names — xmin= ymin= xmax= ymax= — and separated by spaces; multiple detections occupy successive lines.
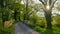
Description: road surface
xmin=14 ymin=22 xmax=40 ymax=34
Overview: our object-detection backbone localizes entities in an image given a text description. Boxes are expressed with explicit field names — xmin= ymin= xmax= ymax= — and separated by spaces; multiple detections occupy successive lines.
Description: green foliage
xmin=52 ymin=15 xmax=60 ymax=27
xmin=10 ymin=3 xmax=25 ymax=10
xmin=0 ymin=26 xmax=14 ymax=34
xmin=5 ymin=0 xmax=14 ymax=5
xmin=30 ymin=14 xmax=37 ymax=20
xmin=53 ymin=27 xmax=60 ymax=34
xmin=26 ymin=15 xmax=60 ymax=34
xmin=26 ymin=24 xmax=60 ymax=34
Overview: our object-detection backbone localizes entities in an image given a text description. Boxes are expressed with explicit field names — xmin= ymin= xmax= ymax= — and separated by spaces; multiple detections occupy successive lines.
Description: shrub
xmin=0 ymin=25 xmax=14 ymax=34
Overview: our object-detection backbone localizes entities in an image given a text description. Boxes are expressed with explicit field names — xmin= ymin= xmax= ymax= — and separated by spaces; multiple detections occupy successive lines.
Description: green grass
xmin=26 ymin=24 xmax=60 ymax=34
xmin=53 ymin=27 xmax=60 ymax=34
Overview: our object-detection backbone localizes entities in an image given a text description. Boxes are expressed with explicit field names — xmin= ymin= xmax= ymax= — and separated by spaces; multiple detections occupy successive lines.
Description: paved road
xmin=14 ymin=22 xmax=40 ymax=34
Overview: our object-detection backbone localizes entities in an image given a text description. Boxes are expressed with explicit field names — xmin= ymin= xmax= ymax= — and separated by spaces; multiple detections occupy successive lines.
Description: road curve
xmin=14 ymin=22 xmax=40 ymax=34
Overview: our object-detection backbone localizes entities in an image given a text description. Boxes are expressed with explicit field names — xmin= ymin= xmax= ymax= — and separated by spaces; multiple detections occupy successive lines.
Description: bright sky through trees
xmin=21 ymin=0 xmax=60 ymax=17
xmin=46 ymin=5 xmax=50 ymax=10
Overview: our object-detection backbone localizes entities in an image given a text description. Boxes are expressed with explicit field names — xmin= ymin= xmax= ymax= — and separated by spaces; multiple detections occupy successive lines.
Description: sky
xmin=33 ymin=0 xmax=41 ymax=3
xmin=21 ymin=0 xmax=41 ymax=4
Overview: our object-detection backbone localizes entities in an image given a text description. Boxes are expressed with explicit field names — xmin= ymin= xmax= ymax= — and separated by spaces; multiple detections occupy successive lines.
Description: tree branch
xmin=44 ymin=0 xmax=47 ymax=5
xmin=39 ymin=0 xmax=46 ymax=5
xmin=51 ymin=0 xmax=57 ymax=8
xmin=49 ymin=0 xmax=52 ymax=5
xmin=53 ymin=0 xmax=57 ymax=5
xmin=28 ymin=7 xmax=39 ymax=15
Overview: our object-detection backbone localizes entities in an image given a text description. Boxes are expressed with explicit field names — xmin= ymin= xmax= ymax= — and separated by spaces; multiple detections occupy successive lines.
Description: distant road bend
xmin=14 ymin=22 xmax=40 ymax=34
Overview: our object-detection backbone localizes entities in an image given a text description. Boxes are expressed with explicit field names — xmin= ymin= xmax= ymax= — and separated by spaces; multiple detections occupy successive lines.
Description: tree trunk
xmin=23 ymin=0 xmax=29 ymax=23
xmin=6 ymin=15 xmax=9 ymax=21
xmin=5 ymin=12 xmax=9 ymax=21
xmin=18 ymin=16 xmax=20 ymax=21
xmin=23 ymin=13 xmax=27 ymax=23
xmin=14 ymin=10 xmax=17 ymax=22
xmin=44 ymin=10 xmax=52 ymax=29
xmin=0 ymin=0 xmax=5 ymax=23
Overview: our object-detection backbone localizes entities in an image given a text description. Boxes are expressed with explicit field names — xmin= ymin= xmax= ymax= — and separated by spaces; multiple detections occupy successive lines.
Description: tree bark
xmin=44 ymin=10 xmax=52 ymax=29
xmin=0 ymin=0 xmax=5 ymax=23
xmin=14 ymin=10 xmax=17 ymax=22
xmin=23 ymin=0 xmax=29 ymax=23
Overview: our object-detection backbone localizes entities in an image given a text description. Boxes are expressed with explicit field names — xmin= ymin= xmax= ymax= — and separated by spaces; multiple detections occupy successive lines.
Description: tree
xmin=23 ymin=0 xmax=30 ymax=23
xmin=0 ymin=0 xmax=5 ymax=23
xmin=0 ymin=0 xmax=16 ymax=27
xmin=39 ymin=0 xmax=57 ymax=29
xmin=23 ymin=0 xmax=28 ymax=21
xmin=9 ymin=0 xmax=25 ymax=22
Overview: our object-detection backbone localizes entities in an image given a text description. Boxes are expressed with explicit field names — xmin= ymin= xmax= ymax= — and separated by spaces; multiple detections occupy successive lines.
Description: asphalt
xmin=14 ymin=22 xmax=40 ymax=34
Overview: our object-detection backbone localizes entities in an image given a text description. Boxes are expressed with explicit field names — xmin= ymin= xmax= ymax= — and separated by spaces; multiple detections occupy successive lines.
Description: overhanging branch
xmin=39 ymin=0 xmax=46 ymax=5
xmin=51 ymin=0 xmax=57 ymax=8
xmin=53 ymin=0 xmax=57 ymax=5
xmin=28 ymin=6 xmax=39 ymax=15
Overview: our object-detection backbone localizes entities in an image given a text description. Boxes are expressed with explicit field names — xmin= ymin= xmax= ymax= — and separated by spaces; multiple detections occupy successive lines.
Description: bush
xmin=0 ymin=26 xmax=14 ymax=34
